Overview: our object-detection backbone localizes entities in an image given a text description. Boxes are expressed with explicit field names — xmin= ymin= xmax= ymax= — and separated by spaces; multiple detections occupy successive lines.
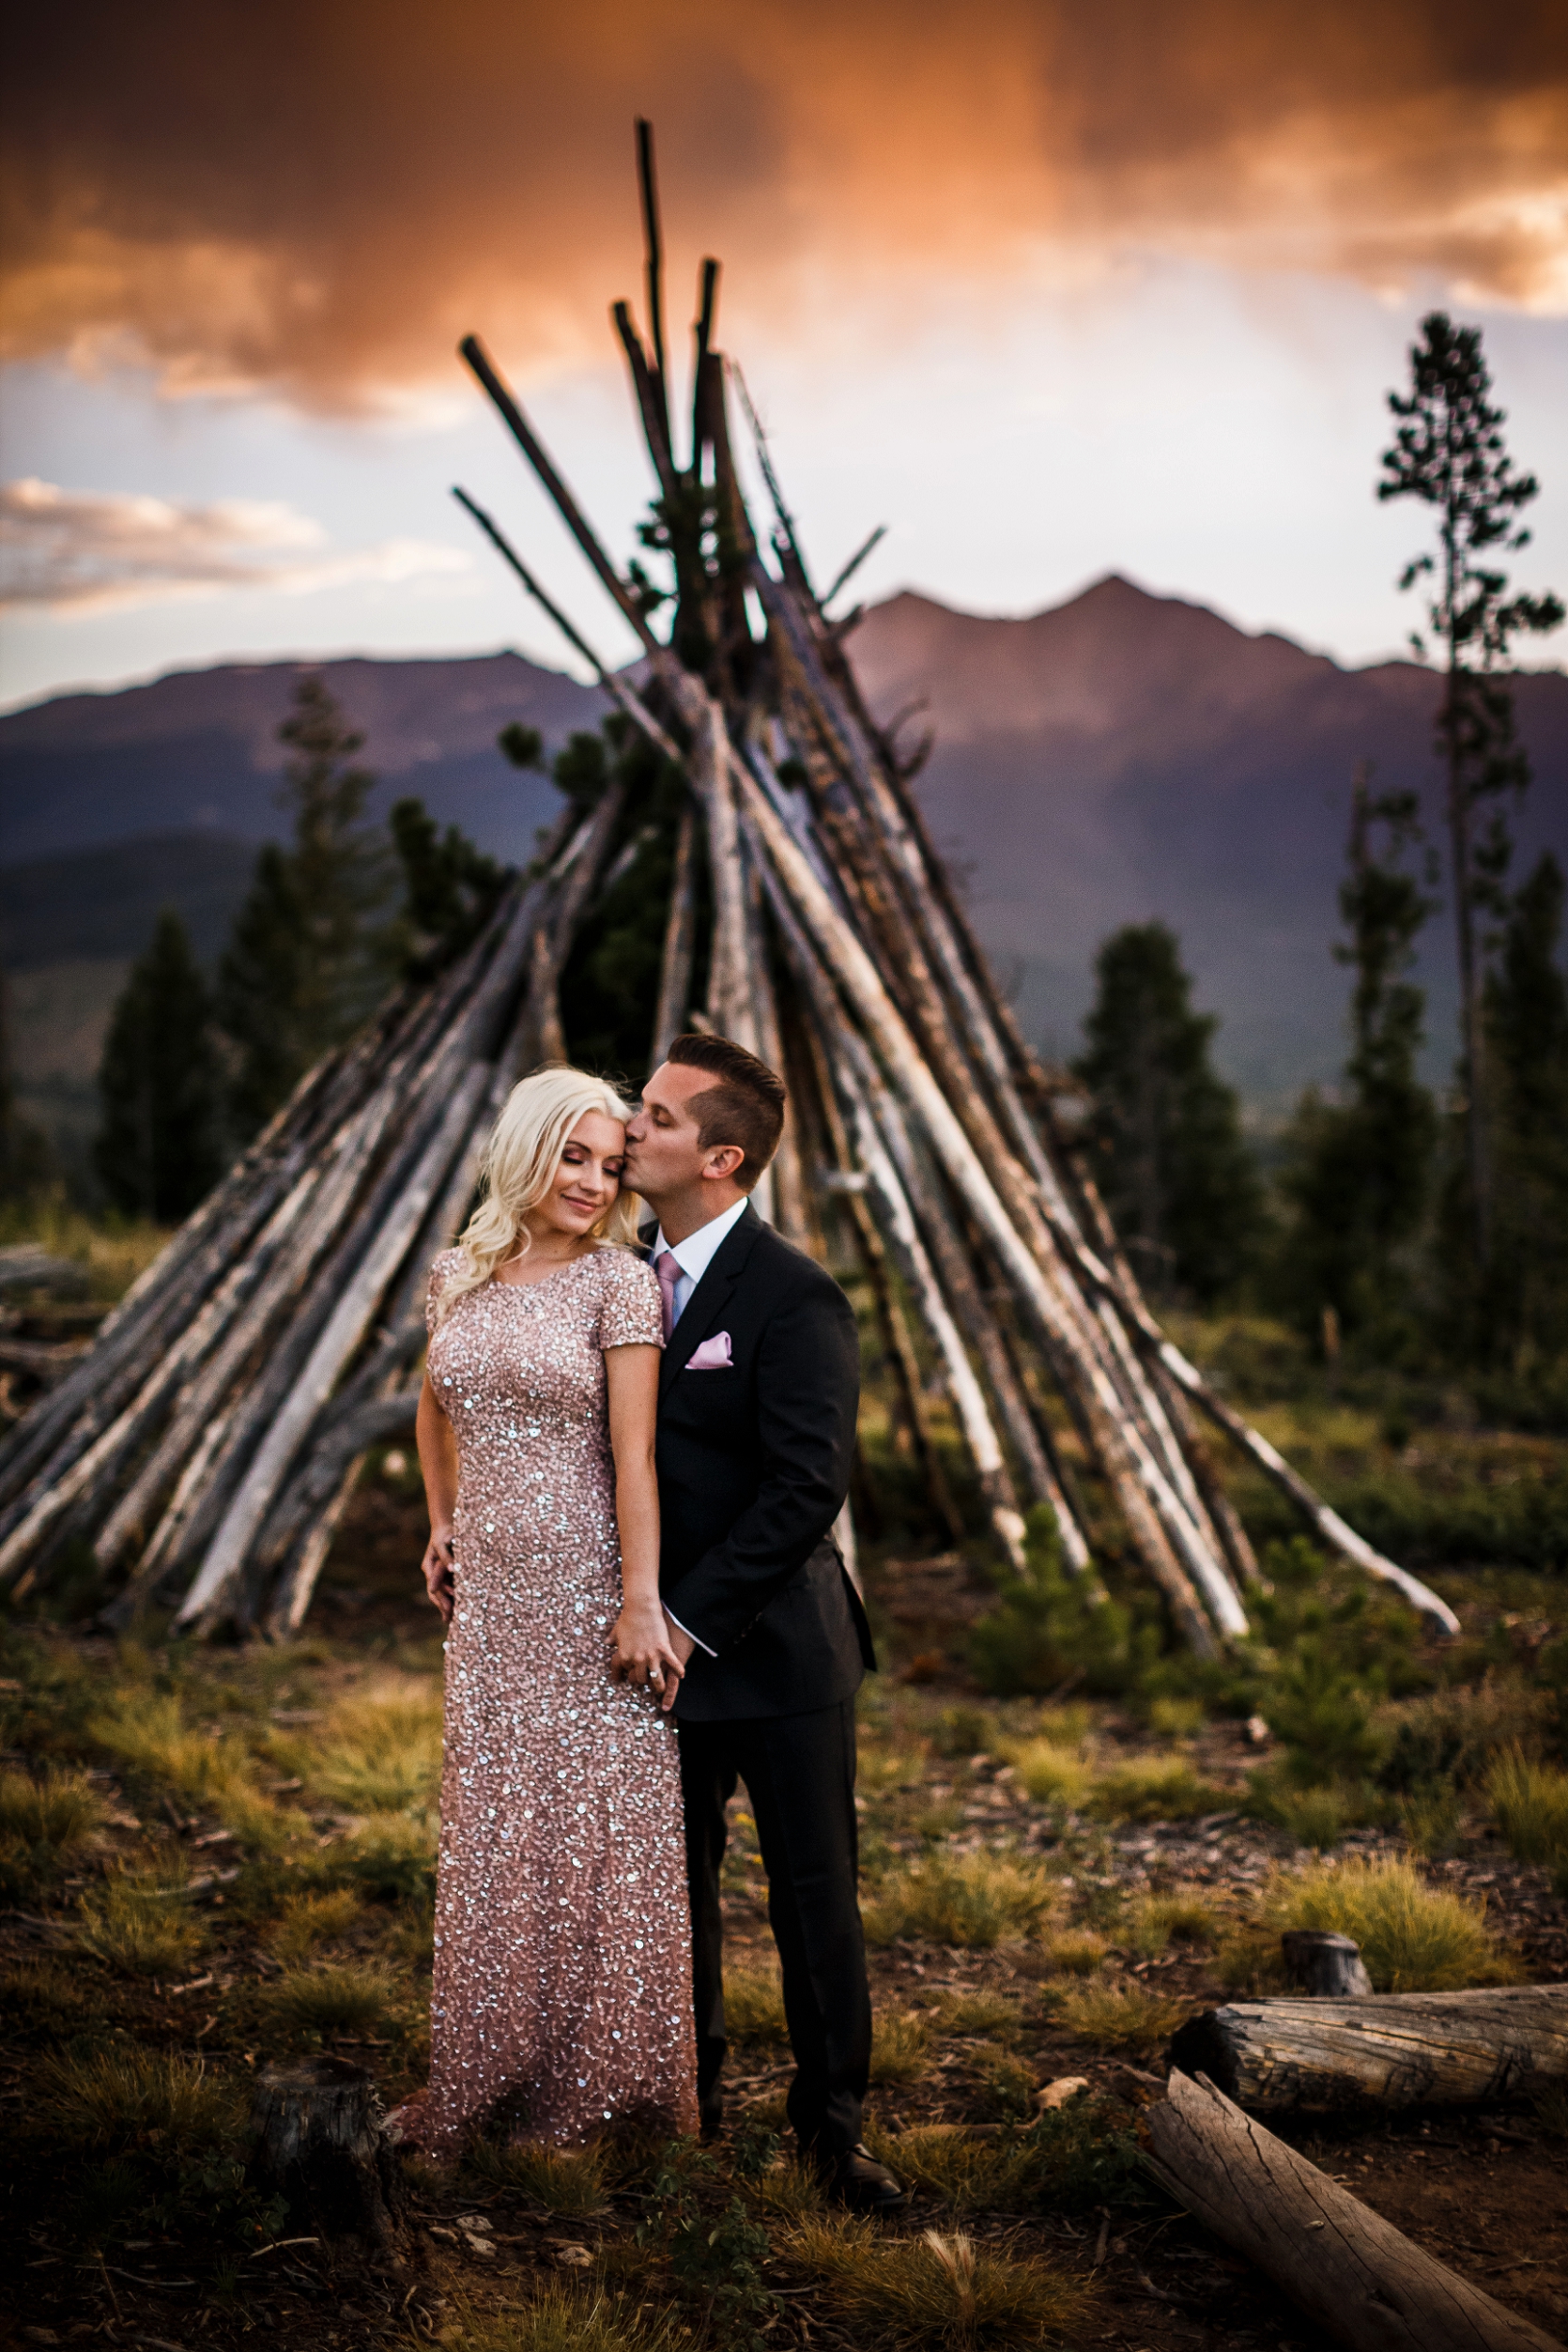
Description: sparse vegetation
xmin=790 ymin=2211 xmax=1095 ymax=2345
xmin=1053 ymin=1979 xmax=1191 ymax=2051
xmin=1487 ymin=1747 xmax=1568 ymax=1865
xmin=42 ymin=2045 xmax=239 ymax=2152
xmin=0 ymin=1762 xmax=107 ymax=1897
xmin=862 ymin=1851 xmax=1055 ymax=1948
xmin=725 ymin=1962 xmax=788 ymax=2040
xmin=870 ymin=2009 xmax=933 ymax=2083
xmin=1236 ymin=1856 xmax=1510 ymax=1991
xmin=74 ymin=1864 xmax=208 ymax=1975
xmin=468 ymin=2140 xmax=609 ymax=2214
xmin=263 ymin=1959 xmax=399 ymax=2037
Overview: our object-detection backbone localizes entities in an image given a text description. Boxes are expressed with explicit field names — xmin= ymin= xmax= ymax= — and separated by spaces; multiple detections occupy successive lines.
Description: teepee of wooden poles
xmin=0 ymin=124 xmax=1458 ymax=1651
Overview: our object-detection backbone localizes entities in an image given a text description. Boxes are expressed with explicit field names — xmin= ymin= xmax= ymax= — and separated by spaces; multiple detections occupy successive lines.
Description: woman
xmin=407 ymin=1067 xmax=696 ymax=2155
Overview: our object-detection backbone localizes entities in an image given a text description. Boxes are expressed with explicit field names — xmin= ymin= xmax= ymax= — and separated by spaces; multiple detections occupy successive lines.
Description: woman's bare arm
xmin=606 ymin=1343 xmax=683 ymax=1709
xmin=416 ymin=1375 xmax=460 ymax=1623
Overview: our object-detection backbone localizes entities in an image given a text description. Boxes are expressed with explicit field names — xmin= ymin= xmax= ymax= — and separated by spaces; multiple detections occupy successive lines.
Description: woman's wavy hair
xmin=431 ymin=1066 xmax=641 ymax=1327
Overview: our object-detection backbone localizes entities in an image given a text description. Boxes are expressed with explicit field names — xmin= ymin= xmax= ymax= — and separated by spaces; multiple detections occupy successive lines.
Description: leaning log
xmin=1143 ymin=2068 xmax=1561 ymax=2352
xmin=1168 ymin=1986 xmax=1568 ymax=2114
xmin=247 ymin=2055 xmax=405 ymax=2270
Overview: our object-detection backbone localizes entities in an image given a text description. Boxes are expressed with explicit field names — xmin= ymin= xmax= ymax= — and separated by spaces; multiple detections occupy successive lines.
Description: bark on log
xmin=651 ymin=802 xmax=698 ymax=1066
xmin=1143 ymin=2068 xmax=1561 ymax=2352
xmin=247 ymin=2056 xmax=404 ymax=2269
xmin=1168 ymin=1986 xmax=1568 ymax=2114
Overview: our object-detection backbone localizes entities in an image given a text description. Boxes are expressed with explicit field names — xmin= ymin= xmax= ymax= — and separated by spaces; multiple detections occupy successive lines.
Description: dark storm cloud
xmin=3 ymin=0 xmax=1563 ymax=405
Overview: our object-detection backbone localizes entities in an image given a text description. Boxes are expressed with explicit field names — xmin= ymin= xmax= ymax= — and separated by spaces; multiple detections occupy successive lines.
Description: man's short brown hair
xmin=666 ymin=1033 xmax=786 ymax=1192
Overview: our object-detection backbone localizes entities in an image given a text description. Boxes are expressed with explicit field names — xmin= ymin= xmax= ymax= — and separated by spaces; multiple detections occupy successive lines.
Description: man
xmin=623 ymin=1032 xmax=903 ymax=2212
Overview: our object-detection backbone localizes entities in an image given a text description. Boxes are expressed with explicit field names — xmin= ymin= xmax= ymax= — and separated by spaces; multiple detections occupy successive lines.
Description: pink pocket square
xmin=684 ymin=1331 xmax=733 ymax=1370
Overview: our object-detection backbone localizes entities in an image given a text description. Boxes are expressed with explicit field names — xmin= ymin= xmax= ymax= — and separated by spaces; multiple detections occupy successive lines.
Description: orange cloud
xmin=3 ymin=0 xmax=1563 ymax=407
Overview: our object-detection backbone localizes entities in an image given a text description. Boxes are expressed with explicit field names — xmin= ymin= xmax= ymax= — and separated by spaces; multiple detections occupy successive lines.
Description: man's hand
xmin=612 ymin=1600 xmax=686 ymax=1713
xmin=664 ymin=1612 xmax=697 ymax=1669
xmin=421 ymin=1526 xmax=455 ymax=1624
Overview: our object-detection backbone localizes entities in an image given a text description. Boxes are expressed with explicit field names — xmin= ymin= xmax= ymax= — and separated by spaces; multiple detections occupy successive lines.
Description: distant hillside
xmin=848 ymin=578 xmax=1568 ymax=1104
xmin=3 ymin=583 xmax=1564 ymax=1143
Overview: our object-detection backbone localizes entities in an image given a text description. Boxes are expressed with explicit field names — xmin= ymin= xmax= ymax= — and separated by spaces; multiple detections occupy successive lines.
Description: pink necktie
xmin=655 ymin=1250 xmax=681 ymax=1342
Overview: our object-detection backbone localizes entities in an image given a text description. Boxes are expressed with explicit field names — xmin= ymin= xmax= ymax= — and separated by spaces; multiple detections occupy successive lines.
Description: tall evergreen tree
xmin=389 ymin=797 xmax=508 ymax=979
xmin=1278 ymin=772 xmax=1437 ymax=1345
xmin=1478 ymin=851 xmax=1568 ymax=1370
xmin=1072 ymin=922 xmax=1260 ymax=1303
xmin=217 ymin=674 xmax=390 ymax=1135
xmin=1378 ymin=313 xmax=1563 ymax=1267
xmin=0 ymin=974 xmax=54 ymax=1204
xmin=94 ymin=911 xmax=223 ymax=1222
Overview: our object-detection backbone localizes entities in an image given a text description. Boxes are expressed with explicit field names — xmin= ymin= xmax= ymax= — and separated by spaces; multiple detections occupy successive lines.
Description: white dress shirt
xmin=652 ymin=1195 xmax=749 ymax=1326
xmin=653 ymin=1194 xmax=748 ymax=1659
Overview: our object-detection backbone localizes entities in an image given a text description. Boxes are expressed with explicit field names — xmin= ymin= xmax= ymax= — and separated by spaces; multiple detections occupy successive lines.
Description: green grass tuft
xmin=1054 ymin=1979 xmax=1190 ymax=2051
xmin=467 ymin=2140 xmax=608 ymax=2213
xmin=432 ymin=2285 xmax=680 ymax=2351
xmin=725 ymin=1962 xmax=788 ymax=2041
xmin=308 ymin=1687 xmax=442 ymax=1814
xmin=74 ymin=1867 xmax=208 ymax=1975
xmin=42 ymin=2045 xmax=239 ymax=2152
xmin=263 ymin=1960 xmax=397 ymax=2037
xmin=862 ymin=1851 xmax=1055 ymax=1948
xmin=266 ymin=1886 xmax=363 ymax=1963
xmin=1124 ymin=1888 xmax=1222 ymax=1958
xmin=869 ymin=2010 xmax=933 ymax=2083
xmin=1008 ymin=1741 xmax=1092 ymax=1808
xmin=0 ymin=1763 xmax=108 ymax=1897
xmin=788 ymin=2211 xmax=1095 ymax=2344
xmin=1243 ymin=1856 xmax=1510 ymax=1991
xmin=930 ymin=1988 xmax=1023 ymax=2040
xmin=1085 ymin=1754 xmax=1226 ymax=1822
xmin=1487 ymin=1747 xmax=1568 ymax=1865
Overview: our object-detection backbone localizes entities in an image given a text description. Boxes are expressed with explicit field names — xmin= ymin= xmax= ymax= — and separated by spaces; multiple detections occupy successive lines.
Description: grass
xmin=725 ymin=1962 xmax=788 ymax=2040
xmin=306 ymin=1686 xmax=442 ymax=1814
xmin=1239 ymin=1856 xmax=1510 ymax=1991
xmin=865 ymin=2125 xmax=1039 ymax=2214
xmin=929 ymin=1988 xmax=1022 ymax=2040
xmin=1124 ymin=1888 xmax=1222 ymax=1958
xmin=1145 ymin=1696 xmax=1207 ymax=1737
xmin=1487 ymin=1747 xmax=1568 ymax=1865
xmin=870 ymin=2010 xmax=934 ymax=2083
xmin=1084 ymin=1753 xmax=1226 ymax=1822
xmin=2 ymin=1955 xmax=105 ymax=2035
xmin=0 ymin=1762 xmax=107 ymax=1897
xmin=1053 ymin=1979 xmax=1190 ymax=2052
xmin=42 ymin=2045 xmax=238 ymax=2152
xmin=74 ymin=1865 xmax=208 ymax=1975
xmin=1041 ymin=1929 xmax=1106 ymax=1975
xmin=788 ymin=2212 xmax=1094 ymax=2345
xmin=1248 ymin=1778 xmax=1359 ymax=1850
xmin=1008 ymin=1741 xmax=1092 ymax=1808
xmin=862 ymin=1851 xmax=1056 ymax=1948
xmin=859 ymin=1744 xmax=930 ymax=1794
xmin=467 ymin=2140 xmax=608 ymax=2213
xmin=431 ymin=2286 xmax=682 ymax=2352
xmin=265 ymin=1885 xmax=364 ymax=1962
xmin=263 ymin=1960 xmax=399 ymax=2037
xmin=968 ymin=2041 xmax=1038 ymax=2119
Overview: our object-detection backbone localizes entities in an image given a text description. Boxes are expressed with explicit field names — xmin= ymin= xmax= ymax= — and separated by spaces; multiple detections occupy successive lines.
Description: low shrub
xmin=1245 ymin=1775 xmax=1363 ymax=1850
xmin=1488 ymin=1747 xmax=1568 ymax=1865
xmin=788 ymin=2211 xmax=1094 ymax=2345
xmin=1008 ymin=1741 xmax=1092 ymax=1809
xmin=0 ymin=1763 xmax=107 ymax=1897
xmin=1146 ymin=1696 xmax=1207 ymax=1737
xmin=967 ymin=2041 xmax=1037 ymax=2119
xmin=1379 ymin=1681 xmax=1555 ymax=1793
xmin=1053 ymin=1980 xmax=1190 ymax=2052
xmin=468 ymin=2140 xmax=608 ymax=2213
xmin=970 ymin=1515 xmax=1143 ymax=1699
xmin=1124 ymin=1889 xmax=1221 ymax=1957
xmin=862 ymin=1851 xmax=1055 ymax=1948
xmin=930 ymin=1988 xmax=1022 ymax=2040
xmin=266 ymin=1886 xmax=363 ymax=1963
xmin=1042 ymin=1929 xmax=1106 ymax=1976
xmin=1243 ymin=1857 xmax=1509 ymax=1991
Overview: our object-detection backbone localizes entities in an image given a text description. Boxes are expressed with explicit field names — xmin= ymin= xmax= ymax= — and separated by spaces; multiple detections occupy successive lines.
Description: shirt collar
xmin=653 ymin=1195 xmax=749 ymax=1285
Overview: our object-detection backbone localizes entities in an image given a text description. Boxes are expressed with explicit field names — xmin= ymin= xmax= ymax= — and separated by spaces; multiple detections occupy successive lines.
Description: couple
xmin=407 ymin=1031 xmax=901 ymax=2209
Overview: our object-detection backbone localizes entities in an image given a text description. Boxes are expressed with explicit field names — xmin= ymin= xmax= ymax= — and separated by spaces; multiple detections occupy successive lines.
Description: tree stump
xmin=1169 ymin=1985 xmax=1568 ymax=2115
xmin=248 ymin=2057 xmax=406 ymax=2269
xmin=1144 ymin=2068 xmax=1561 ymax=2352
xmin=1283 ymin=1929 xmax=1373 ymax=1996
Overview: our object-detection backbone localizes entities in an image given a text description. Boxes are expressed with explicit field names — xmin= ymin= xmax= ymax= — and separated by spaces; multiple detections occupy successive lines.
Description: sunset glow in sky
xmin=2 ymin=0 xmax=1564 ymax=708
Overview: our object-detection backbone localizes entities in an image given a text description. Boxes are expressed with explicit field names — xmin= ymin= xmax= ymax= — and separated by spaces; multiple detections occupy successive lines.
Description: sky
xmin=2 ymin=0 xmax=1565 ymax=713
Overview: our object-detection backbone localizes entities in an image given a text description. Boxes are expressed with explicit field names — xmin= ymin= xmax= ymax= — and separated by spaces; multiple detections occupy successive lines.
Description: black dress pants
xmin=678 ymin=1697 xmax=871 ymax=2156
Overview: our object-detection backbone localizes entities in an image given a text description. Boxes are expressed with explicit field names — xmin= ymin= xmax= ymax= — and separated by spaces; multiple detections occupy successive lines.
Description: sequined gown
xmin=422 ymin=1245 xmax=698 ymax=2152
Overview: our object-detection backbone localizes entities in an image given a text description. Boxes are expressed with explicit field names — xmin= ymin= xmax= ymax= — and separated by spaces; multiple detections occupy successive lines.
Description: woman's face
xmin=531 ymin=1110 xmax=627 ymax=1242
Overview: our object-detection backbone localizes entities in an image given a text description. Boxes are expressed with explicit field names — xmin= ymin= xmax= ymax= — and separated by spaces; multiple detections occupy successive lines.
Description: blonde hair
xmin=432 ymin=1067 xmax=641 ymax=1327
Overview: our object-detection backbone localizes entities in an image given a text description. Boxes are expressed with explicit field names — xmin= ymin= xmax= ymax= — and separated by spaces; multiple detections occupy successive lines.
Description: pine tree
xmin=0 ymin=974 xmax=54 ymax=1204
xmin=389 ymin=798 xmax=508 ymax=979
xmin=217 ymin=674 xmax=391 ymax=1136
xmin=1277 ymin=772 xmax=1437 ymax=1345
xmin=1479 ymin=852 xmax=1568 ymax=1372
xmin=1378 ymin=313 xmax=1563 ymax=1267
xmin=1072 ymin=922 xmax=1260 ymax=1303
xmin=94 ymin=911 xmax=223 ymax=1222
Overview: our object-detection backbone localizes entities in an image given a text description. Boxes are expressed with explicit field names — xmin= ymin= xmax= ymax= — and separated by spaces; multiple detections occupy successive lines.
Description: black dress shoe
xmin=820 ymin=2142 xmax=906 ymax=2212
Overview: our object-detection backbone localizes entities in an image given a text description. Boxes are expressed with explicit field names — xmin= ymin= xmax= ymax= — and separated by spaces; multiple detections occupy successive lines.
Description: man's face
xmin=623 ymin=1061 xmax=733 ymax=1204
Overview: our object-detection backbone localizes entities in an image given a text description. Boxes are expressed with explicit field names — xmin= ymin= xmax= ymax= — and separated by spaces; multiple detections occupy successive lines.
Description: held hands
xmin=612 ymin=1600 xmax=688 ymax=1713
xmin=421 ymin=1525 xmax=455 ymax=1624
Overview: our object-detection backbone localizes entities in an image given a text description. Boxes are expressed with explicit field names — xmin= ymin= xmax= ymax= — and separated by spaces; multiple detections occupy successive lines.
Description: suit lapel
xmin=658 ymin=1202 xmax=762 ymax=1399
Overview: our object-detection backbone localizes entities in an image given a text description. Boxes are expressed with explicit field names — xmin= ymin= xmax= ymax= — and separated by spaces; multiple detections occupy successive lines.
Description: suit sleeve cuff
xmin=664 ymin=1606 xmax=716 ymax=1658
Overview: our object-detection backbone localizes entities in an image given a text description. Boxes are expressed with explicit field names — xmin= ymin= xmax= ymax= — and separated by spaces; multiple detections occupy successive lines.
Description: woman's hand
xmin=421 ymin=1525 xmax=455 ymax=1623
xmin=612 ymin=1599 xmax=684 ymax=1712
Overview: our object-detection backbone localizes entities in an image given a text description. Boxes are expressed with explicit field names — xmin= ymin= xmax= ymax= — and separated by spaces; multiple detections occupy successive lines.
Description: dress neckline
xmin=487 ymin=1251 xmax=599 ymax=1298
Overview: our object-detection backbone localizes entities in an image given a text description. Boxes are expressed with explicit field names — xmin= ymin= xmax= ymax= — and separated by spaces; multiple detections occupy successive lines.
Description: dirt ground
xmin=4 ymin=1476 xmax=1567 ymax=2352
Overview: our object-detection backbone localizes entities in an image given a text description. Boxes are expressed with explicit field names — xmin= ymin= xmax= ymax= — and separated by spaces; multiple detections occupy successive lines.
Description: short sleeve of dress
xmin=425 ymin=1247 xmax=463 ymax=1337
xmin=597 ymin=1249 xmax=664 ymax=1350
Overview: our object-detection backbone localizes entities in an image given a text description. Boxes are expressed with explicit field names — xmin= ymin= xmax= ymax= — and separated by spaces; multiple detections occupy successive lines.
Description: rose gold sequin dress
xmin=422 ymin=1245 xmax=698 ymax=2152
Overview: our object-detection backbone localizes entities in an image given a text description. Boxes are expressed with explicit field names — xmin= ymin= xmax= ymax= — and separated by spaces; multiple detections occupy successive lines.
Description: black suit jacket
xmin=652 ymin=1203 xmax=874 ymax=1721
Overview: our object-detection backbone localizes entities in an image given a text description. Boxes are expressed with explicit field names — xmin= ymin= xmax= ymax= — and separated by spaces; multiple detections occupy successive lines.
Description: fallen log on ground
xmin=1169 ymin=1985 xmax=1568 ymax=2114
xmin=1144 ymin=2068 xmax=1561 ymax=2352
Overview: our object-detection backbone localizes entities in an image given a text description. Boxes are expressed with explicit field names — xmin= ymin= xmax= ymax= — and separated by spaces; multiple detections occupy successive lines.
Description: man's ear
xmin=702 ymin=1144 xmax=746 ymax=1183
